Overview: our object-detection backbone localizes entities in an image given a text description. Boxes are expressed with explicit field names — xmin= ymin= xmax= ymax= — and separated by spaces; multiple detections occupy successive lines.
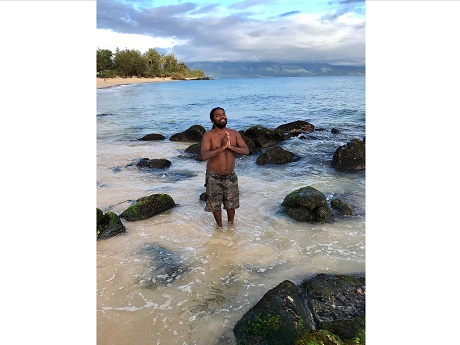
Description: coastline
xmin=97 ymin=76 xmax=174 ymax=89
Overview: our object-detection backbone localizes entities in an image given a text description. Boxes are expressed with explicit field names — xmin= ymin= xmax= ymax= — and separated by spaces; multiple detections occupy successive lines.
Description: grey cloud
xmin=97 ymin=0 xmax=365 ymax=65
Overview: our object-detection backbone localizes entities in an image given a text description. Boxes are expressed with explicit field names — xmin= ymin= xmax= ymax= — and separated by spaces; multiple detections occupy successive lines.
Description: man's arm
xmin=200 ymin=132 xmax=228 ymax=161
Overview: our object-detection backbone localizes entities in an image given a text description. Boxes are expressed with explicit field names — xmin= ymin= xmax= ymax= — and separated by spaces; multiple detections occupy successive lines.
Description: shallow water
xmin=97 ymin=76 xmax=365 ymax=344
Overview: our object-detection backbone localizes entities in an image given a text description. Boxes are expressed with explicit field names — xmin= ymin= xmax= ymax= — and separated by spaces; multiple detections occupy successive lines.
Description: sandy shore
xmin=97 ymin=77 xmax=173 ymax=89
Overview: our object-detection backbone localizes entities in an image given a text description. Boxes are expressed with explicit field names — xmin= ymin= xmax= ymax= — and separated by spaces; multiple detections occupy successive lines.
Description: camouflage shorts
xmin=204 ymin=171 xmax=240 ymax=212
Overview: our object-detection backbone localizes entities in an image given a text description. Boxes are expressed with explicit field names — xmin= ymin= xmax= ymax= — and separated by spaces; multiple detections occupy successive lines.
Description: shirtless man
xmin=201 ymin=107 xmax=249 ymax=228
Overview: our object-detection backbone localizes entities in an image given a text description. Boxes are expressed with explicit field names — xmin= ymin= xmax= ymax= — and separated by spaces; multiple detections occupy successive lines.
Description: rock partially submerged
xmin=120 ymin=193 xmax=176 ymax=221
xmin=136 ymin=158 xmax=172 ymax=169
xmin=233 ymin=273 xmax=365 ymax=345
xmin=138 ymin=133 xmax=165 ymax=141
xmin=169 ymin=124 xmax=206 ymax=142
xmin=331 ymin=137 xmax=365 ymax=171
xmin=256 ymin=145 xmax=299 ymax=165
xmin=97 ymin=208 xmax=125 ymax=239
xmin=281 ymin=186 xmax=333 ymax=223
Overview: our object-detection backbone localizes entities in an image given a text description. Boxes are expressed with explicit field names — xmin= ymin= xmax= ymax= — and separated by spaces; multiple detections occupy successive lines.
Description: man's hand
xmin=224 ymin=132 xmax=231 ymax=148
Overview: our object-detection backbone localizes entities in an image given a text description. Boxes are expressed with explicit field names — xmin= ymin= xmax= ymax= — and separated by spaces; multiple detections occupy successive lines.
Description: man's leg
xmin=212 ymin=209 xmax=223 ymax=227
xmin=227 ymin=208 xmax=235 ymax=224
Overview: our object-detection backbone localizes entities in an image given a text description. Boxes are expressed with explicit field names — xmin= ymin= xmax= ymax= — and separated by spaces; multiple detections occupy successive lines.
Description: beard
xmin=214 ymin=119 xmax=227 ymax=129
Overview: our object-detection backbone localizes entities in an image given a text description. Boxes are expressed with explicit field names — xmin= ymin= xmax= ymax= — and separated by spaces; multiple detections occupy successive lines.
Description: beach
xmin=97 ymin=76 xmax=173 ymax=89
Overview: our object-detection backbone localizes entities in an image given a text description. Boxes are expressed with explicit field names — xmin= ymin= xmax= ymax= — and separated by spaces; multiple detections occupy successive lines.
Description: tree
xmin=113 ymin=48 xmax=146 ymax=77
xmin=97 ymin=49 xmax=114 ymax=76
xmin=144 ymin=48 xmax=162 ymax=77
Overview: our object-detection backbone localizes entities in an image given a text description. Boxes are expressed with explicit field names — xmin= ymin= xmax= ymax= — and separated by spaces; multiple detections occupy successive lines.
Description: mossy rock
xmin=331 ymin=198 xmax=355 ymax=216
xmin=97 ymin=208 xmax=126 ymax=239
xmin=282 ymin=186 xmax=333 ymax=223
xmin=321 ymin=317 xmax=365 ymax=345
xmin=234 ymin=280 xmax=315 ymax=345
xmin=120 ymin=193 xmax=176 ymax=221
xmin=293 ymin=329 xmax=343 ymax=345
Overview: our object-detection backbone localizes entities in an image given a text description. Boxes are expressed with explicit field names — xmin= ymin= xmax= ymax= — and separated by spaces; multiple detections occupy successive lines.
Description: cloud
xmin=97 ymin=0 xmax=365 ymax=65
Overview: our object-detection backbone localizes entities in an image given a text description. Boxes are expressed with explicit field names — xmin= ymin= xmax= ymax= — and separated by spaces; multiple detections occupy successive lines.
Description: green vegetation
xmin=97 ymin=48 xmax=207 ymax=79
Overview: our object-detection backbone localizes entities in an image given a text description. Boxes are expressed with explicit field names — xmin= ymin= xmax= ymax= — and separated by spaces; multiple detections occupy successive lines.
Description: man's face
xmin=213 ymin=110 xmax=227 ymax=129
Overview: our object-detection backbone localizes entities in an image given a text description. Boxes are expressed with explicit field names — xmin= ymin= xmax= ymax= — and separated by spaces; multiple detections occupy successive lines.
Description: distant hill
xmin=185 ymin=61 xmax=365 ymax=78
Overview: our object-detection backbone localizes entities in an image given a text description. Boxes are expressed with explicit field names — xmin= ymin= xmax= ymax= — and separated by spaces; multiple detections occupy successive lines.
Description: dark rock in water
xmin=134 ymin=243 xmax=189 ymax=288
xmin=331 ymin=137 xmax=365 ymax=171
xmin=152 ymin=170 xmax=198 ymax=182
xmin=242 ymin=125 xmax=284 ymax=148
xmin=184 ymin=142 xmax=202 ymax=160
xmin=331 ymin=128 xmax=340 ymax=134
xmin=256 ymin=145 xmax=299 ymax=165
xmin=233 ymin=273 xmax=365 ymax=345
xmin=233 ymin=280 xmax=316 ymax=345
xmin=97 ymin=208 xmax=126 ymax=239
xmin=331 ymin=198 xmax=355 ymax=216
xmin=281 ymin=186 xmax=333 ymax=223
xmin=138 ymin=133 xmax=165 ymax=141
xmin=275 ymin=120 xmax=315 ymax=139
xmin=120 ymin=193 xmax=176 ymax=221
xmin=137 ymin=158 xmax=171 ymax=169
xmin=170 ymin=124 xmax=206 ymax=142
xmin=239 ymin=132 xmax=260 ymax=155
xmin=299 ymin=273 xmax=365 ymax=327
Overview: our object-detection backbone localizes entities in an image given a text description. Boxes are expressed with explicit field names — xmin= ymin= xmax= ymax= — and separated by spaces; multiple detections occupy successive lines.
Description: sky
xmin=97 ymin=0 xmax=365 ymax=65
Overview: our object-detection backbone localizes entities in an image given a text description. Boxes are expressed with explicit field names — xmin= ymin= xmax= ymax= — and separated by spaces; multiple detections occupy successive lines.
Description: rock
xmin=331 ymin=198 xmax=355 ymax=216
xmin=169 ymin=124 xmax=206 ymax=142
xmin=138 ymin=133 xmax=165 ymax=141
xmin=120 ymin=193 xmax=176 ymax=221
xmin=239 ymin=132 xmax=260 ymax=155
xmin=233 ymin=274 xmax=365 ymax=345
xmin=185 ymin=142 xmax=202 ymax=161
xmin=331 ymin=128 xmax=340 ymax=134
xmin=242 ymin=126 xmax=284 ymax=148
xmin=133 ymin=243 xmax=189 ymax=288
xmin=331 ymin=138 xmax=365 ymax=171
xmin=281 ymin=186 xmax=333 ymax=223
xmin=256 ymin=145 xmax=299 ymax=165
xmin=136 ymin=158 xmax=171 ymax=169
xmin=233 ymin=280 xmax=316 ymax=345
xmin=97 ymin=208 xmax=126 ymax=239
xmin=299 ymin=273 xmax=365 ymax=327
xmin=275 ymin=120 xmax=315 ymax=138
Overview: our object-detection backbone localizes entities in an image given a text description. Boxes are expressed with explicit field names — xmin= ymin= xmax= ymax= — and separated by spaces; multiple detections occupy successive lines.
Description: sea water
xmin=97 ymin=76 xmax=365 ymax=345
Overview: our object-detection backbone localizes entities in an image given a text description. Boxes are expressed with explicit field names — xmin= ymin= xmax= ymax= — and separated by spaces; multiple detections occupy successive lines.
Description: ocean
xmin=97 ymin=76 xmax=365 ymax=344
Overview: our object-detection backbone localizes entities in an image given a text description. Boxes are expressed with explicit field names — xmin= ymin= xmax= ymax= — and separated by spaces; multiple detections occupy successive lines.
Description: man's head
xmin=210 ymin=107 xmax=227 ymax=129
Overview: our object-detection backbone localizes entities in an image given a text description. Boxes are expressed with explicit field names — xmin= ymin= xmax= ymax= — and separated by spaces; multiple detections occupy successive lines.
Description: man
xmin=201 ymin=107 xmax=249 ymax=228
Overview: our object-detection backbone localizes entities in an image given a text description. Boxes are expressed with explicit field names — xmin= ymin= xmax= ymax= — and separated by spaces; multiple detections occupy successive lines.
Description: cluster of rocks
xmin=97 ymin=119 xmax=366 ymax=342
xmin=97 ymin=120 xmax=365 ymax=238
xmin=232 ymin=273 xmax=365 ymax=345
xmin=138 ymin=120 xmax=365 ymax=171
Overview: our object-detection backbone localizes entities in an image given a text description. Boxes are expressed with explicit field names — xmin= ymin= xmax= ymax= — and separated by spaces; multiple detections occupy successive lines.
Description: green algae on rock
xmin=120 ymin=193 xmax=176 ymax=221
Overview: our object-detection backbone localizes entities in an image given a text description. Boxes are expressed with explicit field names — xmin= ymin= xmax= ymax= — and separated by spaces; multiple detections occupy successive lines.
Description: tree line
xmin=97 ymin=48 xmax=208 ymax=80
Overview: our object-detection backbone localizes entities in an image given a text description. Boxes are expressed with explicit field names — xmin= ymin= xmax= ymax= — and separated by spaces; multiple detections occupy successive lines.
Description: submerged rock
xmin=120 ymin=193 xmax=176 ymax=221
xmin=233 ymin=273 xmax=365 ymax=345
xmin=170 ymin=124 xmax=206 ymax=142
xmin=136 ymin=158 xmax=171 ymax=169
xmin=256 ymin=145 xmax=299 ymax=165
xmin=331 ymin=198 xmax=355 ymax=216
xmin=331 ymin=137 xmax=365 ymax=171
xmin=281 ymin=186 xmax=333 ymax=223
xmin=138 ymin=133 xmax=165 ymax=141
xmin=134 ymin=243 xmax=189 ymax=288
xmin=97 ymin=208 xmax=126 ymax=239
